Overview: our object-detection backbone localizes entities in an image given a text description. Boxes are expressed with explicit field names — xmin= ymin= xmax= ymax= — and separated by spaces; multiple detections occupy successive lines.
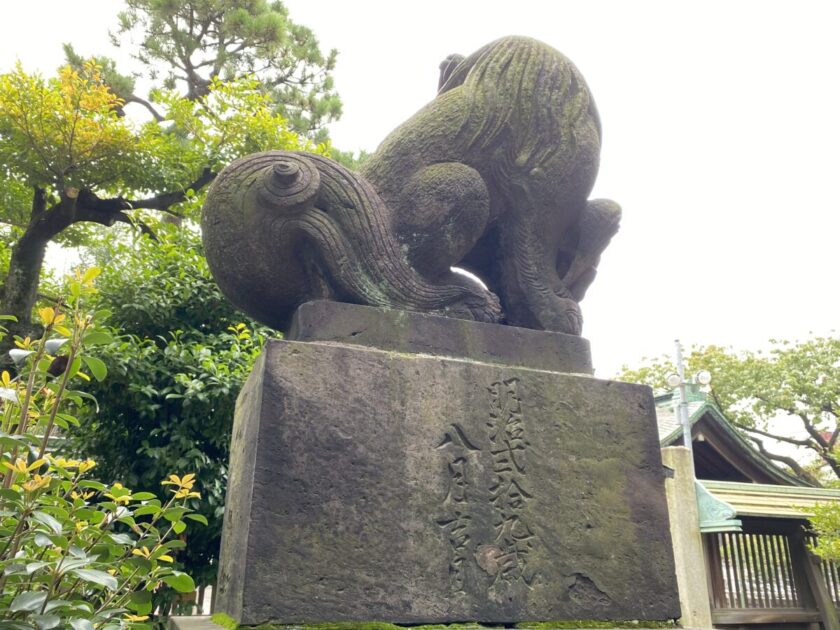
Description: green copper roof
xmin=702 ymin=480 xmax=840 ymax=519
xmin=696 ymin=481 xmax=742 ymax=532
xmin=654 ymin=390 xmax=811 ymax=487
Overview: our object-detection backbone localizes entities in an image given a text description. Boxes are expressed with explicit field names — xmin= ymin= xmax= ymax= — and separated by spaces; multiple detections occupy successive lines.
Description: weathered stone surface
xmin=201 ymin=36 xmax=621 ymax=336
xmin=169 ymin=618 xmax=222 ymax=630
xmin=169 ymin=616 xmax=688 ymax=630
xmin=288 ymin=301 xmax=592 ymax=374
xmin=216 ymin=338 xmax=679 ymax=625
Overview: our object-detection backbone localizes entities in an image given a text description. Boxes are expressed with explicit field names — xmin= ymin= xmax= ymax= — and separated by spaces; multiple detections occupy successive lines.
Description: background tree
xmin=329 ymin=147 xmax=371 ymax=171
xmin=810 ymin=502 xmax=840 ymax=561
xmin=2 ymin=0 xmax=340 ymax=342
xmin=68 ymin=225 xmax=270 ymax=586
xmin=619 ymin=336 xmax=840 ymax=484
xmin=0 ymin=60 xmax=313 ymax=345
xmin=0 ymin=0 xmax=346 ymax=585
xmin=71 ymin=0 xmax=341 ymax=140
xmin=0 ymin=61 xmax=157 ymax=343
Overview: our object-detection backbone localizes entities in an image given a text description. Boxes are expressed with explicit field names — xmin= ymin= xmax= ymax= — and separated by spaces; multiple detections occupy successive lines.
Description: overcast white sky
xmin=2 ymin=1 xmax=838 ymax=378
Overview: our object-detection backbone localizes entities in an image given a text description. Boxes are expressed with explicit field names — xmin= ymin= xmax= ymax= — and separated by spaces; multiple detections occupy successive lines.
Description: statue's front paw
xmin=469 ymin=291 xmax=503 ymax=324
xmin=542 ymin=298 xmax=582 ymax=335
xmin=442 ymin=290 xmax=503 ymax=324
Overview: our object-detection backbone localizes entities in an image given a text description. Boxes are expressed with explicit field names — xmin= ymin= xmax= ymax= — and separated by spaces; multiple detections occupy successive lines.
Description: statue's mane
xmin=440 ymin=36 xmax=601 ymax=178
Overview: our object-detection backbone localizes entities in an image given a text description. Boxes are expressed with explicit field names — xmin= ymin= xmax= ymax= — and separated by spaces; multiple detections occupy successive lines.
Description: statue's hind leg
xmin=394 ymin=162 xmax=492 ymax=279
xmin=388 ymin=162 xmax=502 ymax=322
xmin=495 ymin=180 xmax=584 ymax=334
xmin=497 ymin=226 xmax=583 ymax=334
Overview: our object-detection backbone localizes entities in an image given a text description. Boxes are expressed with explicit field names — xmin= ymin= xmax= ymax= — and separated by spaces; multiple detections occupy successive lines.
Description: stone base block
xmin=216 ymin=311 xmax=679 ymax=625
xmin=171 ymin=616 xmax=691 ymax=630
xmin=288 ymin=301 xmax=593 ymax=374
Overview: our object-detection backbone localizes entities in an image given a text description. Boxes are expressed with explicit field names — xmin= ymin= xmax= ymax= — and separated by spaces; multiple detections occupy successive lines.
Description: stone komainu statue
xmin=202 ymin=36 xmax=620 ymax=335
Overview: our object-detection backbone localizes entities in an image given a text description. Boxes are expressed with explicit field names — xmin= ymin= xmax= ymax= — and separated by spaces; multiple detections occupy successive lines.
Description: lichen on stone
xmin=213 ymin=619 xmax=677 ymax=630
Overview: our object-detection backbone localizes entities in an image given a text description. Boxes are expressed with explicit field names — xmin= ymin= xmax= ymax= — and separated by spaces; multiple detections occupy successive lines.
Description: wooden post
xmin=703 ymin=532 xmax=726 ymax=608
xmin=793 ymin=529 xmax=840 ymax=630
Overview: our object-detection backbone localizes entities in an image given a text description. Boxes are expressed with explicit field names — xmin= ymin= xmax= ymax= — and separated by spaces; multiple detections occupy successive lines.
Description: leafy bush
xmin=810 ymin=502 xmax=840 ymax=561
xmin=72 ymin=227 xmax=269 ymax=586
xmin=0 ymin=270 xmax=202 ymax=629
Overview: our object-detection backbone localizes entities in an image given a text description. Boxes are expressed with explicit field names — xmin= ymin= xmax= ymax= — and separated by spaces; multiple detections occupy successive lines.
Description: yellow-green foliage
xmin=0 ymin=61 xmax=318 ymax=232
xmin=0 ymin=62 xmax=142 ymax=191
xmin=153 ymin=76 xmax=327 ymax=192
xmin=212 ymin=613 xmax=240 ymax=630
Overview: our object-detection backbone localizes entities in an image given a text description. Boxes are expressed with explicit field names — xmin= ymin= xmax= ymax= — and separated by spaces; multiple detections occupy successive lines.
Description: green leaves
xmin=81 ymin=356 xmax=107 ymax=382
xmin=130 ymin=492 xmax=157 ymax=501
xmin=811 ymin=501 xmax=840 ymax=561
xmin=10 ymin=591 xmax=48 ymax=612
xmin=70 ymin=226 xmax=269 ymax=586
xmin=70 ymin=569 xmax=118 ymax=590
xmin=161 ymin=571 xmax=195 ymax=593
xmin=185 ymin=513 xmax=208 ymax=526
xmin=0 ymin=62 xmax=140 ymax=191
xmin=154 ymin=75 xmax=314 ymax=179
xmin=32 ymin=511 xmax=63 ymax=534
xmin=83 ymin=331 xmax=114 ymax=346
xmin=128 ymin=590 xmax=153 ymax=615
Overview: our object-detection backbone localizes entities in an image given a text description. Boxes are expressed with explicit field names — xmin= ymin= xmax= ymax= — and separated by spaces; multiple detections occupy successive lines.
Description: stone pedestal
xmin=216 ymin=303 xmax=680 ymax=625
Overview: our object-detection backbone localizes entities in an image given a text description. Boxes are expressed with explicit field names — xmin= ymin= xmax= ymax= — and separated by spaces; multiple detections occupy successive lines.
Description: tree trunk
xmin=0 ymin=177 xmax=215 ymax=363
xmin=0 ymin=228 xmax=50 ymax=368
xmin=2 ymin=229 xmax=49 ymax=327
xmin=0 ymin=187 xmax=130 ymax=329
xmin=0 ymin=190 xmax=53 ymax=354
xmin=0 ymin=188 xmax=71 ymax=363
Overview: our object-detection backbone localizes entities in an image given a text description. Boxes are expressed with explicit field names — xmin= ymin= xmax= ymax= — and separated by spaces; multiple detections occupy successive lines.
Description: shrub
xmin=0 ymin=269 xmax=202 ymax=629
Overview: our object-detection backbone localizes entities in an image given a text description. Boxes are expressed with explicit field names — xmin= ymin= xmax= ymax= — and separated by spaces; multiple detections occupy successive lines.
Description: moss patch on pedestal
xmin=212 ymin=613 xmax=678 ymax=630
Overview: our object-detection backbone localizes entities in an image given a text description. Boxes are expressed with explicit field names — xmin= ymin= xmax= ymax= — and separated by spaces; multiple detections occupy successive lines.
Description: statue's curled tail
xmin=201 ymin=151 xmax=501 ymax=331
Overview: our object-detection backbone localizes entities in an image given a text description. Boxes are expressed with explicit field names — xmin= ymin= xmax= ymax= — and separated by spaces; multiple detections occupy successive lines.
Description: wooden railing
xmin=820 ymin=558 xmax=840 ymax=608
xmin=704 ymin=518 xmax=840 ymax=628
xmin=711 ymin=530 xmax=802 ymax=608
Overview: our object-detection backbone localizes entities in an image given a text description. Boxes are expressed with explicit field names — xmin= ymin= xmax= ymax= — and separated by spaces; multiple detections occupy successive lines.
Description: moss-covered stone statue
xmin=202 ymin=36 xmax=620 ymax=335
